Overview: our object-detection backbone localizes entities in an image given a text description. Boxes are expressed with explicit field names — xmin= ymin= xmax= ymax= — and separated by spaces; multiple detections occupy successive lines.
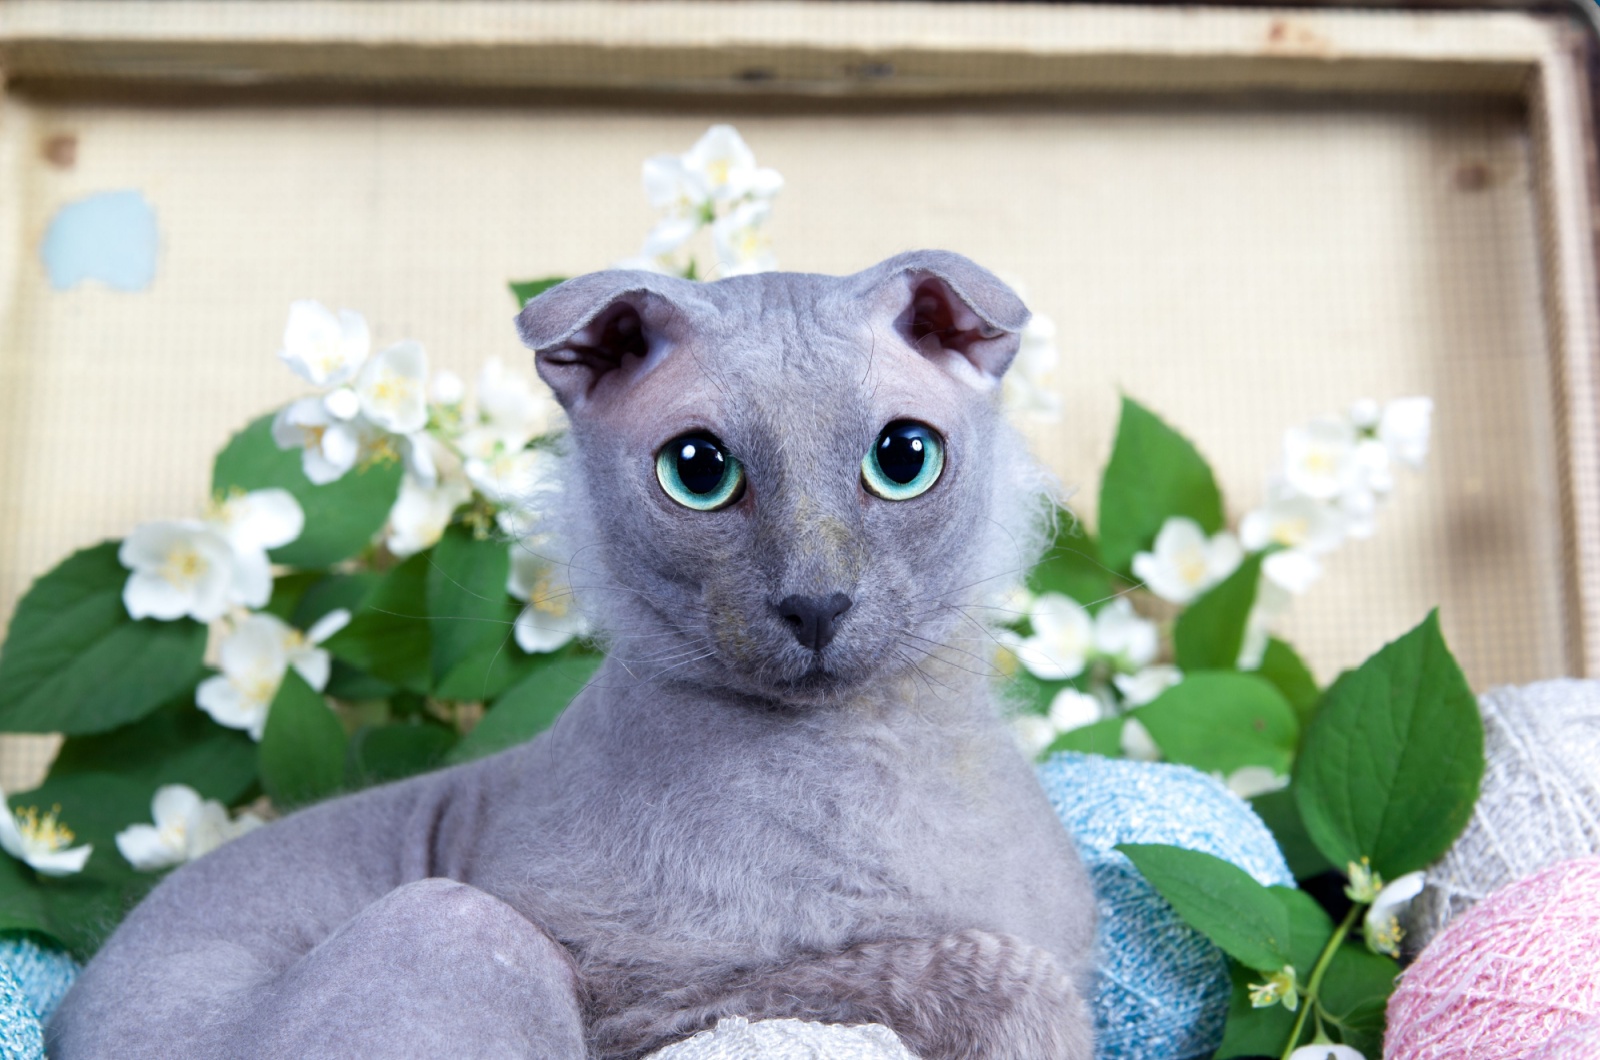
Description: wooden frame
xmin=0 ymin=0 xmax=1597 ymax=673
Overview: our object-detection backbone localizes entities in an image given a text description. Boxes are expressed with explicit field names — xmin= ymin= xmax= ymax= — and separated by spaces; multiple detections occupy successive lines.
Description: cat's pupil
xmin=676 ymin=439 xmax=727 ymax=495
xmin=877 ymin=428 xmax=927 ymax=485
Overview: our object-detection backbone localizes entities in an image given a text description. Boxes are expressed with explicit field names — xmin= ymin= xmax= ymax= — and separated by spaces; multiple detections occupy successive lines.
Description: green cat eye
xmin=862 ymin=421 xmax=945 ymax=501
xmin=656 ymin=433 xmax=746 ymax=511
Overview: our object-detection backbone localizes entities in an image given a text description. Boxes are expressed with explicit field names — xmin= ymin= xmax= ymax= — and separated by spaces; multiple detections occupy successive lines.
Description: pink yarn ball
xmin=1386 ymin=857 xmax=1600 ymax=1060
xmin=1527 ymin=1015 xmax=1600 ymax=1060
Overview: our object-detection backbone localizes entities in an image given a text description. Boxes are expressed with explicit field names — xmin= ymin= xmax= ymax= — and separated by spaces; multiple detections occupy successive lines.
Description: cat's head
xmin=516 ymin=250 xmax=1051 ymax=705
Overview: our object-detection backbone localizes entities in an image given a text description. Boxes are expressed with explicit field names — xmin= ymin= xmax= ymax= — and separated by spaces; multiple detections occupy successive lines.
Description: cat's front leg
xmin=599 ymin=930 xmax=1093 ymax=1060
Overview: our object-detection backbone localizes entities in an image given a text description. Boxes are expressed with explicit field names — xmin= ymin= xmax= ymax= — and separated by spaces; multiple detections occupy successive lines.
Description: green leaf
xmin=323 ymin=555 xmax=432 ymax=694
xmin=1134 ymin=672 xmax=1299 ymax=775
xmin=258 ymin=671 xmax=346 ymax=809
xmin=1044 ymin=717 xmax=1125 ymax=759
xmin=1173 ymin=553 xmax=1263 ymax=672
xmin=291 ymin=572 xmax=379 ymax=630
xmin=1251 ymin=788 xmax=1334 ymax=881
xmin=5 ymin=772 xmax=168 ymax=957
xmin=1116 ymin=843 xmax=1292 ymax=972
xmin=1319 ymin=943 xmax=1399 ymax=1056
xmin=432 ymin=606 xmax=544 ymax=703
xmin=1097 ymin=397 xmax=1224 ymax=575
xmin=509 ymin=276 xmax=568 ymax=306
xmin=0 ymin=855 xmax=55 ymax=940
xmin=261 ymin=570 xmax=321 ymax=622
xmin=1272 ymin=885 xmax=1336 ymax=972
xmin=1215 ymin=889 xmax=1331 ymax=1059
xmin=1258 ymin=637 xmax=1320 ymax=726
xmin=49 ymin=698 xmax=258 ymax=807
xmin=0 ymin=543 xmax=208 ymax=735
xmin=1027 ymin=518 xmax=1116 ymax=611
xmin=213 ymin=414 xmax=402 ymax=569
xmin=1294 ymin=611 xmax=1484 ymax=878
xmin=445 ymin=654 xmax=601 ymax=765
xmin=348 ymin=723 xmax=456 ymax=787
xmin=427 ymin=527 xmax=513 ymax=689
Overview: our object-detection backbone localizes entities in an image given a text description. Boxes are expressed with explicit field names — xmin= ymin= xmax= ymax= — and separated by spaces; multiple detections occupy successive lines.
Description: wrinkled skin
xmin=50 ymin=251 xmax=1097 ymax=1060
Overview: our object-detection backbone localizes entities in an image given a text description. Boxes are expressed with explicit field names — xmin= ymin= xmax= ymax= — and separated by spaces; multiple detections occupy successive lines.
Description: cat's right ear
xmin=515 ymin=271 xmax=708 ymax=414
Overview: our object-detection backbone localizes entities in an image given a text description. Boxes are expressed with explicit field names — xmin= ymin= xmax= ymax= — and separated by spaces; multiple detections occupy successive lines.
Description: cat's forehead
xmin=636 ymin=271 xmax=976 ymax=438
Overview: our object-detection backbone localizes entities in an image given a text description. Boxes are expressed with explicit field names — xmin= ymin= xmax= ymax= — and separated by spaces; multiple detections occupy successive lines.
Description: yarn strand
xmin=1280 ymin=904 xmax=1362 ymax=1060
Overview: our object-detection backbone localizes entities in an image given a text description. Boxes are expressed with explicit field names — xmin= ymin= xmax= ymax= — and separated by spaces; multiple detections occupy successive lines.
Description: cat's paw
xmin=890 ymin=930 xmax=1092 ymax=1060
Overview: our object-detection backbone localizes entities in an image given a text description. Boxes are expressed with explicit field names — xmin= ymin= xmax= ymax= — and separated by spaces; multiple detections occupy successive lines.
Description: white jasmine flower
xmin=1282 ymin=418 xmax=1359 ymax=501
xmin=0 ymin=791 xmax=92 ymax=877
xmin=1120 ymin=717 xmax=1161 ymax=762
xmin=386 ymin=472 xmax=472 ymax=558
xmin=1289 ymin=1045 xmax=1366 ymax=1060
xmin=1225 ymin=766 xmax=1291 ymax=799
xmin=278 ymin=301 xmax=369 ymax=389
xmin=1345 ymin=859 xmax=1425 ymax=958
xmin=643 ymin=153 xmax=711 ymax=217
xmin=984 ymin=582 xmax=1035 ymax=626
xmin=1238 ymin=577 xmax=1293 ymax=670
xmin=1012 ymin=714 xmax=1057 ymax=759
xmin=1347 ymin=397 xmax=1381 ymax=431
xmin=1261 ymin=549 xmax=1324 ymax=596
xmin=119 ymin=521 xmax=237 ymax=622
xmin=1002 ymin=311 xmax=1062 ymax=422
xmin=1248 ymin=966 xmax=1299 ymax=1012
xmin=681 ymin=125 xmax=782 ymax=203
xmin=322 ymin=386 xmax=361 ymax=422
xmin=430 ymin=369 xmax=465 ymax=407
xmin=209 ymin=488 xmax=304 ymax=557
xmin=115 ymin=784 xmax=264 ymax=871
xmin=271 ymin=396 xmax=364 ymax=485
xmin=642 ymin=214 xmax=703 ymax=259
xmin=1047 ymin=688 xmax=1103 ymax=733
xmin=508 ymin=540 xmax=589 ymax=653
xmin=1240 ymin=494 xmax=1347 ymax=556
xmin=1132 ymin=517 xmax=1244 ymax=605
xmin=356 ymin=340 xmax=429 ymax=436
xmin=1380 ymin=396 xmax=1433 ymax=470
xmin=476 ymin=357 xmax=554 ymax=445
xmin=1113 ymin=665 xmax=1182 ymax=707
xmin=196 ymin=611 xmax=342 ymax=741
xmin=1013 ymin=593 xmax=1094 ymax=680
xmin=712 ymin=199 xmax=777 ymax=276
xmin=1092 ymin=598 xmax=1159 ymax=672
xmin=466 ymin=443 xmax=560 ymax=510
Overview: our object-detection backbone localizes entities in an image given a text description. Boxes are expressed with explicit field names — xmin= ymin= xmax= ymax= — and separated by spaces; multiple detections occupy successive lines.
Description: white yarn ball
xmin=645 ymin=1017 xmax=920 ymax=1060
xmin=1405 ymin=679 xmax=1600 ymax=953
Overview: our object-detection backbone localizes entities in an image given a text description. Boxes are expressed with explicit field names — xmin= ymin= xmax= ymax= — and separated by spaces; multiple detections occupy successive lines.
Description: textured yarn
xmin=1406 ymin=680 xmax=1600 ymax=954
xmin=0 ymin=936 xmax=79 ymax=1023
xmin=1036 ymin=752 xmax=1294 ymax=1060
xmin=1386 ymin=856 xmax=1600 ymax=1060
xmin=645 ymin=1017 xmax=919 ymax=1059
xmin=1526 ymin=1014 xmax=1600 ymax=1060
xmin=0 ymin=960 xmax=44 ymax=1060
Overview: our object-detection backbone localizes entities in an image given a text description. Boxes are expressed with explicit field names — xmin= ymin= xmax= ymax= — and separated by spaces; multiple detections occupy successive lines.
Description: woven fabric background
xmin=0 ymin=20 xmax=1576 ymax=786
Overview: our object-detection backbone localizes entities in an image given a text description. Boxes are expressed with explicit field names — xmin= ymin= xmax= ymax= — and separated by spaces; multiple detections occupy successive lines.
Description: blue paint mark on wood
xmin=41 ymin=190 xmax=159 ymax=292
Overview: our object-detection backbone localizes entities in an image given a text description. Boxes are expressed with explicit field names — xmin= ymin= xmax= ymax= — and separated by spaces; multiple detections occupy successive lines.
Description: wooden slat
xmin=0 ymin=2 xmax=1562 ymax=96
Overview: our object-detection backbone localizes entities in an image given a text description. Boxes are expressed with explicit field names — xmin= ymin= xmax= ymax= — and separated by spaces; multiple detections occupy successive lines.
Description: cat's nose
xmin=776 ymin=593 xmax=852 ymax=652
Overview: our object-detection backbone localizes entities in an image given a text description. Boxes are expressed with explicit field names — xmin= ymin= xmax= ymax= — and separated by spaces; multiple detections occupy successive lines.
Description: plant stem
xmin=1279 ymin=904 xmax=1363 ymax=1060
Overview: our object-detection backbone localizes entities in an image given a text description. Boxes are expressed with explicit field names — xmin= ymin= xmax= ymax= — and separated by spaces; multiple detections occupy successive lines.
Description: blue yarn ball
xmin=1037 ymin=752 xmax=1294 ymax=1060
xmin=0 ymin=936 xmax=78 ymax=1024
xmin=0 ymin=959 xmax=43 ymax=1060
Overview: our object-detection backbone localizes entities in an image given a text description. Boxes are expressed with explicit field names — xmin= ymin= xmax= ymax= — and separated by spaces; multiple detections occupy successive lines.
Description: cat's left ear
xmin=515 ymin=270 xmax=710 ymax=414
xmin=848 ymin=249 xmax=1031 ymax=387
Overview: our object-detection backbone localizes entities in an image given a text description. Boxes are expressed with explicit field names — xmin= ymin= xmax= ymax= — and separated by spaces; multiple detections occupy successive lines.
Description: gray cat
xmin=49 ymin=250 xmax=1097 ymax=1059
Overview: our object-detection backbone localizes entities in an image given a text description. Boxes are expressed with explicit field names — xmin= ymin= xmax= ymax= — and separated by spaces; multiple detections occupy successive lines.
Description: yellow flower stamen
xmin=1248 ymin=966 xmax=1299 ymax=1012
xmin=14 ymin=805 xmax=76 ymax=852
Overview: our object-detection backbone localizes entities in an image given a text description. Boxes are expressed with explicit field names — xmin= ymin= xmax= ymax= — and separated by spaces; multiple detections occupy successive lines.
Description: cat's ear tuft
xmin=515 ymin=271 xmax=704 ymax=413
xmin=852 ymin=250 xmax=1030 ymax=387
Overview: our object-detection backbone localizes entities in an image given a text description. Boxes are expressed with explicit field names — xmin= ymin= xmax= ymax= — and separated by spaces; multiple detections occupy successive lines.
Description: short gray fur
xmin=49 ymin=250 xmax=1097 ymax=1059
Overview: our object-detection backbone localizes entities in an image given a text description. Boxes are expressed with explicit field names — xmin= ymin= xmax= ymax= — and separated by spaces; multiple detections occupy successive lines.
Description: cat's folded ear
xmin=847 ymin=250 xmax=1031 ymax=387
xmin=515 ymin=271 xmax=711 ymax=413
